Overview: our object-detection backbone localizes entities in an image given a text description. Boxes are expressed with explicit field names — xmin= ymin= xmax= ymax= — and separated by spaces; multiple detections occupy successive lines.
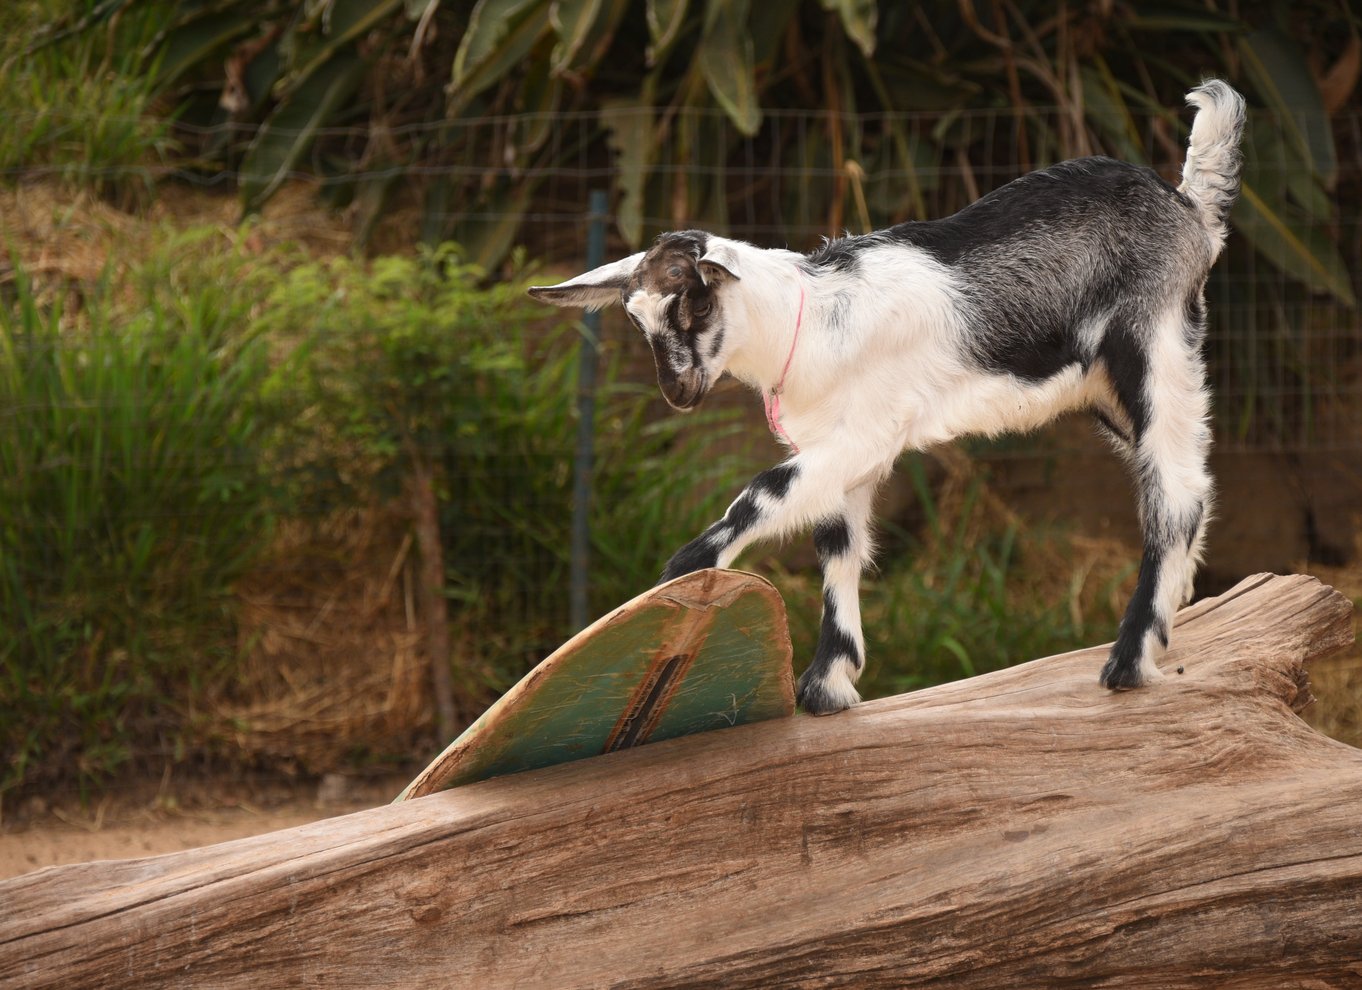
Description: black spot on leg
xmin=797 ymin=594 xmax=862 ymax=715
xmin=814 ymin=590 xmax=861 ymax=670
xmin=659 ymin=537 xmax=719 ymax=582
xmin=659 ymin=474 xmax=772 ymax=584
xmin=1100 ymin=544 xmax=1163 ymax=689
xmin=723 ymin=493 xmax=760 ymax=538
xmin=813 ymin=517 xmax=851 ymax=562
xmin=752 ymin=463 xmax=798 ymax=499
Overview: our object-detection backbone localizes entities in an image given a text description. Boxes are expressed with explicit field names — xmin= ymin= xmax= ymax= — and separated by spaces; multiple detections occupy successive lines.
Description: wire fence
xmin=4 ymin=100 xmax=1361 ymax=789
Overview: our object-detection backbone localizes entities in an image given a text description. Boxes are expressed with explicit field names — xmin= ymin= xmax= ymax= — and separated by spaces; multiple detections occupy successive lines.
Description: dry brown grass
xmin=0 ymin=179 xmax=355 ymax=304
xmin=1296 ymin=538 xmax=1362 ymax=750
xmin=215 ymin=507 xmax=434 ymax=773
xmin=926 ymin=447 xmax=1141 ymax=624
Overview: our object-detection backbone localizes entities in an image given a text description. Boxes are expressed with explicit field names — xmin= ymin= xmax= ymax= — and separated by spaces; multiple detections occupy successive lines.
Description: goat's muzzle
xmin=660 ymin=369 xmax=708 ymax=411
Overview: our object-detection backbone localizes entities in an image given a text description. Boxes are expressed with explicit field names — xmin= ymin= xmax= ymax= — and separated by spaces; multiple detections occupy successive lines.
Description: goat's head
xmin=529 ymin=231 xmax=741 ymax=411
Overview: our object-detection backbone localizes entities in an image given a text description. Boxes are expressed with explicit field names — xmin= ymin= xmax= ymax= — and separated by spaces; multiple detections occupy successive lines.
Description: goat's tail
xmin=1179 ymin=79 xmax=1247 ymax=256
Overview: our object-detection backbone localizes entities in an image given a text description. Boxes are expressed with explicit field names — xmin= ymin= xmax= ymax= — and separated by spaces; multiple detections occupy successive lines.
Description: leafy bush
xmin=263 ymin=244 xmax=747 ymax=688
xmin=0 ymin=235 xmax=282 ymax=792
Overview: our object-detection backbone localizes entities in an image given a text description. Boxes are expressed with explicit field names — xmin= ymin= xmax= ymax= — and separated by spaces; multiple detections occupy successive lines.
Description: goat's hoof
xmin=1099 ymin=654 xmax=1164 ymax=691
xmin=796 ymin=670 xmax=861 ymax=716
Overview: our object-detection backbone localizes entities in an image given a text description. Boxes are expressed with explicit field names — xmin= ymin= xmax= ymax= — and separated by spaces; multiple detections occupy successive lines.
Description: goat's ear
xmin=528 ymin=252 xmax=645 ymax=311
xmin=697 ymin=244 xmax=741 ymax=286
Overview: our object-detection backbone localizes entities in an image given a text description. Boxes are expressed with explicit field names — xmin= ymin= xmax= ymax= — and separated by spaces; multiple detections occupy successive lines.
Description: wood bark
xmin=407 ymin=458 xmax=456 ymax=741
xmin=2 ymin=573 xmax=1359 ymax=989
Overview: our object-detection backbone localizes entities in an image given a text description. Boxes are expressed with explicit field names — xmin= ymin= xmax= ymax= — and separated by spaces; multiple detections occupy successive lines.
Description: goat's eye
xmin=667 ymin=265 xmax=683 ymax=278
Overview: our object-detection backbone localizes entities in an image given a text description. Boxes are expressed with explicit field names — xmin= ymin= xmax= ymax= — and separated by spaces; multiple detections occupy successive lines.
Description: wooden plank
xmin=1 ymin=574 xmax=1357 ymax=989
xmin=397 ymin=569 xmax=794 ymax=797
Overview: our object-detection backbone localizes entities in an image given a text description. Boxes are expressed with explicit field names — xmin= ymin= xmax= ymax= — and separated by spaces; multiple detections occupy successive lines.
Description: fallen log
xmin=1 ymin=573 xmax=1358 ymax=989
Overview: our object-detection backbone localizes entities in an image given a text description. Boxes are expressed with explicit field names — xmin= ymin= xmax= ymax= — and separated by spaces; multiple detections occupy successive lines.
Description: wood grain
xmin=398 ymin=568 xmax=794 ymax=798
xmin=1 ymin=573 xmax=1357 ymax=989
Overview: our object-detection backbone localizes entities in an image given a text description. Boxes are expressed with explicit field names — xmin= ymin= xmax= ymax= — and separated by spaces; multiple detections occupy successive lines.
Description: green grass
xmin=0 ymin=232 xmax=282 ymax=793
xmin=0 ymin=1 xmax=175 ymax=206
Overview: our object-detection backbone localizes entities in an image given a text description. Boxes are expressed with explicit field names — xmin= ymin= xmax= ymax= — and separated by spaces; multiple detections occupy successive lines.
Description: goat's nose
xmin=662 ymin=369 xmax=707 ymax=410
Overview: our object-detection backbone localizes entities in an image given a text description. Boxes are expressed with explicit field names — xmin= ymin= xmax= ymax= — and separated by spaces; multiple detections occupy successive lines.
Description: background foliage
xmin=1 ymin=1 xmax=1359 ymax=794
xmin=4 ymin=0 xmax=1358 ymax=445
xmin=0 ymin=232 xmax=281 ymax=792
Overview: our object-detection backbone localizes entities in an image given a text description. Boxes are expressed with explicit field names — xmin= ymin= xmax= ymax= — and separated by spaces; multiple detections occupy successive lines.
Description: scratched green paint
xmin=400 ymin=579 xmax=792 ymax=797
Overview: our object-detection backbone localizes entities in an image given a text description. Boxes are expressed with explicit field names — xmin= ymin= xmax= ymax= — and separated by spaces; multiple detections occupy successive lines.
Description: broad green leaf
xmin=451 ymin=0 xmax=552 ymax=114
xmin=646 ymin=0 xmax=688 ymax=64
xmin=1239 ymin=28 xmax=1336 ymax=188
xmin=698 ymin=0 xmax=760 ymax=136
xmin=601 ymin=100 xmax=652 ymax=247
xmin=819 ymin=0 xmax=876 ymax=57
xmin=454 ymin=0 xmax=545 ymax=82
xmin=1236 ymin=181 xmax=1355 ymax=307
xmin=285 ymin=0 xmax=407 ymax=90
xmin=154 ymin=10 xmax=254 ymax=87
xmin=561 ymin=0 xmax=630 ymax=74
xmin=240 ymin=51 xmax=367 ymax=214
xmin=549 ymin=0 xmax=604 ymax=75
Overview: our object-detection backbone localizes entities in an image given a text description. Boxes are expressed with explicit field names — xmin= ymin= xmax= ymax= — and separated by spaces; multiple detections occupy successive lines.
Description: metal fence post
xmin=570 ymin=190 xmax=609 ymax=632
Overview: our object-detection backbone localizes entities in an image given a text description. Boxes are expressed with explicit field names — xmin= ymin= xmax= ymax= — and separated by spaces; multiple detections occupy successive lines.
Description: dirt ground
xmin=0 ymin=772 xmax=412 ymax=881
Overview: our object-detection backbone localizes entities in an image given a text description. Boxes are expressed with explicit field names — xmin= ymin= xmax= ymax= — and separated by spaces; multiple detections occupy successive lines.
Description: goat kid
xmin=530 ymin=80 xmax=1246 ymax=715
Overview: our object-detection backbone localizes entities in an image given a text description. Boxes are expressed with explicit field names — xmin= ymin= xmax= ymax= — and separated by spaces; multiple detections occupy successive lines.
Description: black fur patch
xmin=752 ymin=463 xmax=798 ymax=500
xmin=723 ymin=492 xmax=761 ymax=538
xmin=659 ymin=537 xmax=718 ymax=582
xmin=795 ymin=596 xmax=862 ymax=715
xmin=814 ymin=590 xmax=861 ymax=669
xmin=813 ymin=517 xmax=852 ymax=562
xmin=1185 ymin=501 xmax=1204 ymax=551
xmin=803 ymin=237 xmax=864 ymax=275
xmin=1098 ymin=316 xmax=1151 ymax=437
xmin=1100 ymin=545 xmax=1163 ymax=689
xmin=1183 ymin=290 xmax=1208 ymax=348
xmin=809 ymin=158 xmax=1198 ymax=386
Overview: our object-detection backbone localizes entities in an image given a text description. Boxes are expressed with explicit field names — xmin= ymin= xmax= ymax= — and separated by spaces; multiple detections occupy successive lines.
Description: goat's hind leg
xmin=798 ymin=482 xmax=876 ymax=715
xmin=1100 ymin=315 xmax=1213 ymax=690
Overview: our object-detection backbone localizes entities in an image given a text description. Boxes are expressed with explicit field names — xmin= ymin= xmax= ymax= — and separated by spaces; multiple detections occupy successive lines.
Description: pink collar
xmin=762 ymin=274 xmax=804 ymax=453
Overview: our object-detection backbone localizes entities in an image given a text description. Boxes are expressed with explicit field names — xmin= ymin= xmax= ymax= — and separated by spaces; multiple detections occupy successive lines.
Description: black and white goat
xmin=531 ymin=80 xmax=1246 ymax=715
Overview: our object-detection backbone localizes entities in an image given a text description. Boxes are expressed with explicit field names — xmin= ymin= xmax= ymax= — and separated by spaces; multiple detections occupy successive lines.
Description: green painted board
xmin=396 ymin=569 xmax=793 ymax=800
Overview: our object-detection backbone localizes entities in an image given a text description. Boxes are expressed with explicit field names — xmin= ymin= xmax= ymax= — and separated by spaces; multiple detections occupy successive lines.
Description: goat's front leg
xmin=798 ymin=481 xmax=876 ymax=715
xmin=660 ymin=457 xmax=880 ymax=715
xmin=659 ymin=461 xmax=806 ymax=580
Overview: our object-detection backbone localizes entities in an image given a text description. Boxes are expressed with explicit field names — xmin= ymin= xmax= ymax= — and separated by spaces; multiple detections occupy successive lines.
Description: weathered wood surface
xmin=2 ymin=573 xmax=1358 ymax=989
xmin=399 ymin=568 xmax=794 ymax=799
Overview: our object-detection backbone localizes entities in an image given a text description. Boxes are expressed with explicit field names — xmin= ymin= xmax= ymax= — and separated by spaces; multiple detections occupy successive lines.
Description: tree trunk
xmin=2 ymin=573 xmax=1358 ymax=989
xmin=408 ymin=457 xmax=456 ymax=742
